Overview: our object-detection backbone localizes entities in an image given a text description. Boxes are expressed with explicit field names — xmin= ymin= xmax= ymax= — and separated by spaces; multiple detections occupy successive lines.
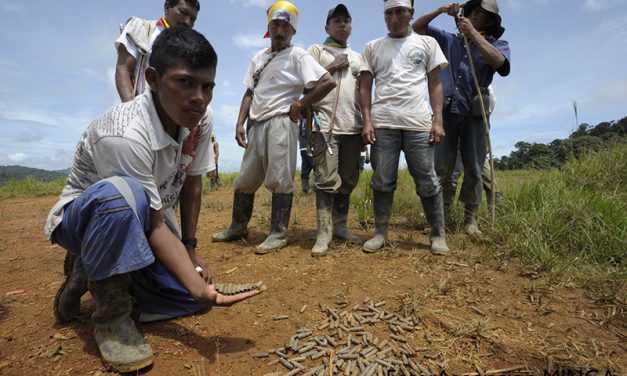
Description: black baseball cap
xmin=326 ymin=4 xmax=351 ymax=24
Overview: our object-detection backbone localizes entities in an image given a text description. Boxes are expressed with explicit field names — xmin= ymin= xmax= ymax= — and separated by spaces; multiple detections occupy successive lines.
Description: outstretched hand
xmin=203 ymin=283 xmax=267 ymax=307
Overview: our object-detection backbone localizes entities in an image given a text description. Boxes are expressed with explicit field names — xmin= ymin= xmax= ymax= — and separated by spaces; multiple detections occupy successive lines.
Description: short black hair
xmin=166 ymin=0 xmax=200 ymax=12
xmin=149 ymin=27 xmax=217 ymax=75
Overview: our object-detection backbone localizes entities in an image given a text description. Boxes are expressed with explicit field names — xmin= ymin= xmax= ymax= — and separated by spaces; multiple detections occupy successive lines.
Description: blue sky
xmin=0 ymin=0 xmax=625 ymax=172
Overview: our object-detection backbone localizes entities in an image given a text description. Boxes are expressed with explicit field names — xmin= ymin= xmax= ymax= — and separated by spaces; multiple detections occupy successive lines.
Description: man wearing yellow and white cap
xmin=360 ymin=0 xmax=450 ymax=255
xmin=213 ymin=1 xmax=336 ymax=254
xmin=412 ymin=0 xmax=510 ymax=235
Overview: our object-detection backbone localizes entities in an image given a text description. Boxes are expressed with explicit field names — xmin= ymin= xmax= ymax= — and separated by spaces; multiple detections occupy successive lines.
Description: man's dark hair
xmin=166 ymin=0 xmax=200 ymax=12
xmin=150 ymin=27 xmax=217 ymax=74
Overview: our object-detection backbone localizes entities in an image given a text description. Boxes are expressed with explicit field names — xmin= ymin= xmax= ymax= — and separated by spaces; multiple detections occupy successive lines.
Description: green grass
xmin=486 ymin=146 xmax=626 ymax=301
xmin=0 ymin=176 xmax=65 ymax=199
xmin=350 ymin=146 xmax=626 ymax=301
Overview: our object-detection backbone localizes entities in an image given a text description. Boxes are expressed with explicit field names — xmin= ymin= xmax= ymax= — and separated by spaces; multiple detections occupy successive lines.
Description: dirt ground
xmin=0 ymin=188 xmax=625 ymax=375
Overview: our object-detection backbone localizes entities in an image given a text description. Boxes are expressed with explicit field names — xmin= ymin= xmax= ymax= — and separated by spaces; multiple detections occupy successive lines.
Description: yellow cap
xmin=264 ymin=1 xmax=299 ymax=38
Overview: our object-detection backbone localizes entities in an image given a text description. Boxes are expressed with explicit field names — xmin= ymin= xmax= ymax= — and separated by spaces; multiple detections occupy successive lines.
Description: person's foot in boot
xmin=464 ymin=204 xmax=482 ymax=236
xmin=54 ymin=253 xmax=88 ymax=323
xmin=363 ymin=191 xmax=394 ymax=253
xmin=212 ymin=192 xmax=254 ymax=242
xmin=255 ymin=193 xmax=293 ymax=254
xmin=332 ymin=193 xmax=361 ymax=244
xmin=312 ymin=191 xmax=333 ymax=257
xmin=420 ymin=194 xmax=450 ymax=256
xmin=301 ymin=178 xmax=310 ymax=194
xmin=89 ymin=274 xmax=154 ymax=373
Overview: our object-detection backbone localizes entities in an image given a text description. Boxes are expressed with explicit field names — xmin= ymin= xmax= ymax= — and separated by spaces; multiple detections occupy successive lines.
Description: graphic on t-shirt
xmin=408 ymin=48 xmax=426 ymax=67
xmin=350 ymin=61 xmax=360 ymax=78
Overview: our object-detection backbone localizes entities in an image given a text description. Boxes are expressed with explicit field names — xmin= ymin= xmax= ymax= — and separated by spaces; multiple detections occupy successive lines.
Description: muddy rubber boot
xmin=363 ymin=191 xmax=394 ymax=253
xmin=54 ymin=253 xmax=88 ymax=324
xmin=332 ymin=193 xmax=361 ymax=244
xmin=89 ymin=274 xmax=154 ymax=373
xmin=464 ymin=204 xmax=482 ymax=236
xmin=311 ymin=191 xmax=334 ymax=257
xmin=255 ymin=193 xmax=293 ymax=254
xmin=301 ymin=178 xmax=310 ymax=194
xmin=212 ymin=192 xmax=254 ymax=242
xmin=420 ymin=194 xmax=450 ymax=256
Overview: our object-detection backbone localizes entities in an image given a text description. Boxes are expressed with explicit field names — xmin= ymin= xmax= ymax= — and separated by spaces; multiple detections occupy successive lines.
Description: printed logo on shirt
xmin=350 ymin=62 xmax=360 ymax=78
xmin=407 ymin=48 xmax=426 ymax=67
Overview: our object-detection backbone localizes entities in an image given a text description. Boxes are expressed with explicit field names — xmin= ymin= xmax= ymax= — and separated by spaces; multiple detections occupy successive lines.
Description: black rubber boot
xmin=255 ymin=193 xmax=293 ymax=254
xmin=212 ymin=192 xmax=254 ymax=242
xmin=420 ymin=194 xmax=450 ymax=255
xmin=312 ymin=191 xmax=334 ymax=257
xmin=89 ymin=274 xmax=154 ymax=373
xmin=54 ymin=253 xmax=88 ymax=323
xmin=332 ymin=193 xmax=361 ymax=244
xmin=301 ymin=178 xmax=310 ymax=194
xmin=363 ymin=191 xmax=394 ymax=253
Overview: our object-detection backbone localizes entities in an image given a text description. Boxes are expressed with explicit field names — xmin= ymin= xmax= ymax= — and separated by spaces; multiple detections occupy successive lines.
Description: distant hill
xmin=0 ymin=165 xmax=68 ymax=185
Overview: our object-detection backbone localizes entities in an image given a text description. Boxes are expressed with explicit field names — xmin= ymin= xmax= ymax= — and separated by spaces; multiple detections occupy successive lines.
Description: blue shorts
xmin=52 ymin=176 xmax=206 ymax=322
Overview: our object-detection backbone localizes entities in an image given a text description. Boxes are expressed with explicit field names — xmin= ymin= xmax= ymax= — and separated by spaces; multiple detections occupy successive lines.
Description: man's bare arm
xmin=289 ymin=73 xmax=336 ymax=121
xmin=412 ymin=4 xmax=460 ymax=35
xmin=179 ymin=175 xmax=210 ymax=281
xmin=427 ymin=67 xmax=445 ymax=144
xmin=115 ymin=45 xmax=138 ymax=102
xmin=235 ymin=89 xmax=254 ymax=148
xmin=359 ymin=72 xmax=376 ymax=145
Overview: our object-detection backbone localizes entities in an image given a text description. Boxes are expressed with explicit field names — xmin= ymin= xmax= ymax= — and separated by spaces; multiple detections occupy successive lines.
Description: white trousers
xmin=234 ymin=115 xmax=298 ymax=194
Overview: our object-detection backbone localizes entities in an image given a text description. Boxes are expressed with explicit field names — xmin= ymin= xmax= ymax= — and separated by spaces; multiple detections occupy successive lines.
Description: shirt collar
xmin=140 ymin=90 xmax=185 ymax=150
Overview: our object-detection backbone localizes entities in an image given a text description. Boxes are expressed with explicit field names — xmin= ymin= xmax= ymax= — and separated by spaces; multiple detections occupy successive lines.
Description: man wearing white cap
xmin=213 ymin=1 xmax=336 ymax=254
xmin=412 ymin=0 xmax=510 ymax=235
xmin=306 ymin=4 xmax=365 ymax=256
xmin=360 ymin=0 xmax=450 ymax=255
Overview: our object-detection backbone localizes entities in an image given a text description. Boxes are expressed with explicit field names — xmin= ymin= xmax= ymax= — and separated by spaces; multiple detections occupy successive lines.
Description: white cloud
xmin=7 ymin=153 xmax=27 ymax=162
xmin=583 ymin=0 xmax=625 ymax=11
xmin=591 ymin=77 xmax=627 ymax=106
xmin=229 ymin=0 xmax=273 ymax=8
xmin=0 ymin=1 xmax=26 ymax=14
xmin=214 ymin=104 xmax=240 ymax=129
xmin=16 ymin=127 xmax=43 ymax=143
xmin=232 ymin=31 xmax=269 ymax=49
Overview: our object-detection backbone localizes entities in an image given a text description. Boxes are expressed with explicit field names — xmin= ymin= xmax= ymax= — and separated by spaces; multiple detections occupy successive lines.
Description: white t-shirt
xmin=44 ymin=90 xmax=213 ymax=238
xmin=308 ymin=44 xmax=363 ymax=135
xmin=115 ymin=18 xmax=164 ymax=97
xmin=361 ymin=33 xmax=448 ymax=131
xmin=243 ymin=46 xmax=328 ymax=123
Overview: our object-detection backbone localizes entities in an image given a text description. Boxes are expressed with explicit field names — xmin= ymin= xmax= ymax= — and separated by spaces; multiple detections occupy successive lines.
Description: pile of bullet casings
xmin=214 ymin=281 xmax=264 ymax=296
xmin=255 ymin=299 xmax=439 ymax=376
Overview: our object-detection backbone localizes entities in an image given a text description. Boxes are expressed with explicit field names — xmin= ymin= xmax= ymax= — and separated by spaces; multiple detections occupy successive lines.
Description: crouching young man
xmin=45 ymin=28 xmax=265 ymax=373
xmin=212 ymin=1 xmax=335 ymax=254
xmin=360 ymin=0 xmax=450 ymax=255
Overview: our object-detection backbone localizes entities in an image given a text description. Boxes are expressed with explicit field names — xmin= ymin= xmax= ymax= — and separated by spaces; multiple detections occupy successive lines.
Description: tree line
xmin=494 ymin=117 xmax=626 ymax=170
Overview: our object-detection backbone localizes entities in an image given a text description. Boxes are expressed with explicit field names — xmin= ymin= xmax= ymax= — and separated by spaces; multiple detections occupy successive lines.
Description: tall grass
xmin=487 ymin=146 xmax=626 ymax=300
xmin=349 ymin=146 xmax=626 ymax=300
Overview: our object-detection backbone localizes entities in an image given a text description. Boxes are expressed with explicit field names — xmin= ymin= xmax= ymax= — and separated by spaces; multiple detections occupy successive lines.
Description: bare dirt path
xmin=0 ymin=189 xmax=624 ymax=375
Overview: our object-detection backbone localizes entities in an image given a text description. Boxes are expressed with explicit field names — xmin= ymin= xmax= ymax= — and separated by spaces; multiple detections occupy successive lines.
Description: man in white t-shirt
xmin=45 ymin=29 xmax=264 ymax=373
xmin=115 ymin=0 xmax=200 ymax=102
xmin=360 ymin=0 xmax=450 ymax=255
xmin=306 ymin=4 xmax=364 ymax=256
xmin=212 ymin=1 xmax=335 ymax=254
